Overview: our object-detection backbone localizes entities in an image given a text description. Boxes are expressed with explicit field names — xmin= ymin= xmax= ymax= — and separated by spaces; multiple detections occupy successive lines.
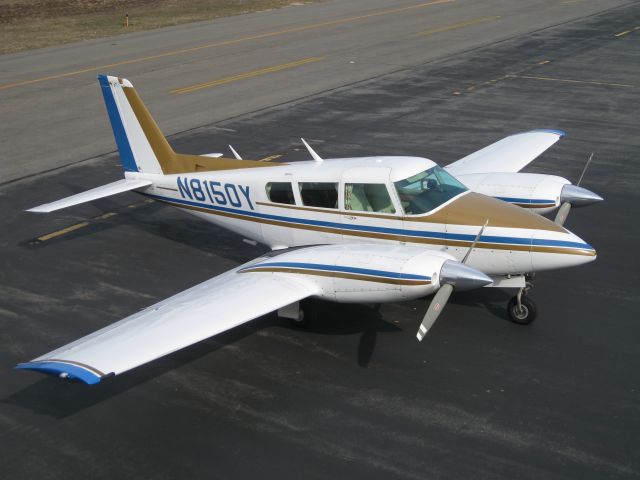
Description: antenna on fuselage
xmin=229 ymin=145 xmax=242 ymax=160
xmin=300 ymin=138 xmax=323 ymax=163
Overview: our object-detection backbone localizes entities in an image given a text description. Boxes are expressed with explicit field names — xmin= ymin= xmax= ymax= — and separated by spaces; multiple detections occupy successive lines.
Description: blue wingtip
xmin=16 ymin=361 xmax=101 ymax=385
xmin=529 ymin=128 xmax=566 ymax=137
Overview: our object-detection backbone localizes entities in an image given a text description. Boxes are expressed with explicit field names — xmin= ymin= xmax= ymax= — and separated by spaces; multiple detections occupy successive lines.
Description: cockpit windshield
xmin=394 ymin=166 xmax=468 ymax=215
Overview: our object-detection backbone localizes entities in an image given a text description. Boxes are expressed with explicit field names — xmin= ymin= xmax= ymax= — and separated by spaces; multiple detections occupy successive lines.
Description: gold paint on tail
xmin=121 ymin=83 xmax=282 ymax=174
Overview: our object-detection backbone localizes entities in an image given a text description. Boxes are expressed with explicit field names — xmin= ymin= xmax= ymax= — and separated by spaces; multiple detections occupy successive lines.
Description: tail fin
xmin=98 ymin=75 xmax=280 ymax=175
xmin=98 ymin=75 xmax=171 ymax=174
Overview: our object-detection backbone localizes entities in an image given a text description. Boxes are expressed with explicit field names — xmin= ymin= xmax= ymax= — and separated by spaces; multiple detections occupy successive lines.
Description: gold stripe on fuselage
xmin=259 ymin=193 xmax=565 ymax=232
xmin=150 ymin=196 xmax=594 ymax=257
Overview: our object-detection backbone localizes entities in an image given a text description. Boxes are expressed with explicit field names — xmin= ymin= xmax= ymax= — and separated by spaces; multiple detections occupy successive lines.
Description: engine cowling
xmin=457 ymin=172 xmax=567 ymax=213
xmin=457 ymin=172 xmax=601 ymax=214
xmin=243 ymin=244 xmax=489 ymax=304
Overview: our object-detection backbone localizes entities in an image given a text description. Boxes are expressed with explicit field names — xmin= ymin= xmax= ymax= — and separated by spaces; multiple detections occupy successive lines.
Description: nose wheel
xmin=507 ymin=281 xmax=537 ymax=325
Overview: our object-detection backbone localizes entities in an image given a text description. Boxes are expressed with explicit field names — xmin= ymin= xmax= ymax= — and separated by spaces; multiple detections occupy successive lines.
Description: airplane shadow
xmin=4 ymin=302 xmax=399 ymax=419
xmin=297 ymin=300 xmax=402 ymax=368
xmin=450 ymin=288 xmax=513 ymax=322
xmin=20 ymin=191 xmax=263 ymax=263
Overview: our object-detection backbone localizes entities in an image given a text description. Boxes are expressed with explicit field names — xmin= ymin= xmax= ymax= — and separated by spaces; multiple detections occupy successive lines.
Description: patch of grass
xmin=0 ymin=1 xmax=318 ymax=55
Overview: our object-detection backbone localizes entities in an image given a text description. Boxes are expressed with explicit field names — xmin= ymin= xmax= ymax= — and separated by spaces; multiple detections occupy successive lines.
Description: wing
xmin=17 ymin=258 xmax=318 ymax=384
xmin=445 ymin=129 xmax=564 ymax=176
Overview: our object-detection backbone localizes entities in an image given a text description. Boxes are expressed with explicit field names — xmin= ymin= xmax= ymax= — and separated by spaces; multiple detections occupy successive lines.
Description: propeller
xmin=417 ymin=221 xmax=493 ymax=341
xmin=554 ymin=153 xmax=603 ymax=226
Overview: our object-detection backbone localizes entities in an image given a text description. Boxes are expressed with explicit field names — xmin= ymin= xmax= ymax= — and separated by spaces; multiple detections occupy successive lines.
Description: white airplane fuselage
xmin=132 ymin=155 xmax=596 ymax=278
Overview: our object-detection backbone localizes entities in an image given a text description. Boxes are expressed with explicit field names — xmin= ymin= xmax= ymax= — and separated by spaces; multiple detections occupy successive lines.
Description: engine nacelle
xmin=243 ymin=244 xmax=457 ymax=304
xmin=457 ymin=172 xmax=570 ymax=214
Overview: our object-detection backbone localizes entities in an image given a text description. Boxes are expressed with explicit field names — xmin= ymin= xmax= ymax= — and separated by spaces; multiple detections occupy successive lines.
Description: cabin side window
xmin=266 ymin=182 xmax=295 ymax=205
xmin=299 ymin=182 xmax=338 ymax=209
xmin=344 ymin=183 xmax=396 ymax=213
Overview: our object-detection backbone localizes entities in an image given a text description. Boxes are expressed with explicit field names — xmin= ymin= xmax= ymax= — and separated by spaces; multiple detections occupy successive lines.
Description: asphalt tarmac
xmin=0 ymin=0 xmax=631 ymax=182
xmin=1 ymin=2 xmax=640 ymax=479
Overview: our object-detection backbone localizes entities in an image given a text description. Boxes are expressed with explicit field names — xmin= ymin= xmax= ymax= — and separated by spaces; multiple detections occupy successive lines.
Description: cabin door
xmin=340 ymin=167 xmax=401 ymax=246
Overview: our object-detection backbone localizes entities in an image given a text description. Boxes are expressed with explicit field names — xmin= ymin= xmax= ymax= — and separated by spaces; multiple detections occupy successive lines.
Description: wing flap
xmin=18 ymin=265 xmax=318 ymax=383
xmin=445 ymin=130 xmax=564 ymax=176
xmin=27 ymin=178 xmax=152 ymax=213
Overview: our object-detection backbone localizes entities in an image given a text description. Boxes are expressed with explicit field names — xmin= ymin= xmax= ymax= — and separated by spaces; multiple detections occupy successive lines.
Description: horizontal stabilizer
xmin=27 ymin=179 xmax=152 ymax=213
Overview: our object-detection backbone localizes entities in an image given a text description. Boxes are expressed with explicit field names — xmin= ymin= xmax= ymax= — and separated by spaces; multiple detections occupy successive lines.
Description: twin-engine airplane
xmin=17 ymin=75 xmax=602 ymax=385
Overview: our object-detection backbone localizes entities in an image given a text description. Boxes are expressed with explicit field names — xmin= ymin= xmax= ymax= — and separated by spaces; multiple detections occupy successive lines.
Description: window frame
xmin=343 ymin=182 xmax=397 ymax=214
xmin=298 ymin=181 xmax=340 ymax=210
xmin=265 ymin=181 xmax=296 ymax=206
xmin=394 ymin=166 xmax=468 ymax=216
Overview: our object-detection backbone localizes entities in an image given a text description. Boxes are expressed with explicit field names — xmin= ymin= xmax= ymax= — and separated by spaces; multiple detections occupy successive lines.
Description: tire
xmin=291 ymin=299 xmax=319 ymax=328
xmin=507 ymin=295 xmax=538 ymax=325
xmin=290 ymin=308 xmax=309 ymax=328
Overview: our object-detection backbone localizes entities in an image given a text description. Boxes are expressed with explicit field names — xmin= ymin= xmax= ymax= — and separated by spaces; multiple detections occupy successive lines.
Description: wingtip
xmin=531 ymin=128 xmax=566 ymax=137
xmin=16 ymin=361 xmax=102 ymax=385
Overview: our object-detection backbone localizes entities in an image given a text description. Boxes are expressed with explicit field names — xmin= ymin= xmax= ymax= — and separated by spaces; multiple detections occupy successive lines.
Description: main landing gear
xmin=507 ymin=279 xmax=537 ymax=325
xmin=277 ymin=299 xmax=318 ymax=328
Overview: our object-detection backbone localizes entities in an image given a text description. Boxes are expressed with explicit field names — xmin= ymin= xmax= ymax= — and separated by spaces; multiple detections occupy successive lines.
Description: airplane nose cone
xmin=533 ymin=228 xmax=597 ymax=271
xmin=560 ymin=184 xmax=603 ymax=207
xmin=440 ymin=261 xmax=493 ymax=290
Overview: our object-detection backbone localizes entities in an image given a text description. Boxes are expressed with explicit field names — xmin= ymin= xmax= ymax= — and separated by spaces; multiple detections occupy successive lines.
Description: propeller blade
xmin=462 ymin=219 xmax=489 ymax=264
xmin=577 ymin=152 xmax=594 ymax=187
xmin=417 ymin=284 xmax=453 ymax=341
xmin=554 ymin=201 xmax=571 ymax=225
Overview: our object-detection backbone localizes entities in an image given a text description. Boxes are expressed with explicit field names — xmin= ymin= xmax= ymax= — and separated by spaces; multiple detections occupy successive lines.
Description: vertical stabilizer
xmin=98 ymin=75 xmax=282 ymax=175
xmin=98 ymin=75 xmax=170 ymax=174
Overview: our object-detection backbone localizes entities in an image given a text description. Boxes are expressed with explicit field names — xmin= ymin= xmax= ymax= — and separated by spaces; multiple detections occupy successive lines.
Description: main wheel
xmin=289 ymin=299 xmax=320 ymax=328
xmin=507 ymin=295 xmax=537 ymax=325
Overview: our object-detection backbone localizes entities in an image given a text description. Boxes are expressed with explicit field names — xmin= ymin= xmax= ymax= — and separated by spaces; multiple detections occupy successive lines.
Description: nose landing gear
xmin=507 ymin=279 xmax=537 ymax=325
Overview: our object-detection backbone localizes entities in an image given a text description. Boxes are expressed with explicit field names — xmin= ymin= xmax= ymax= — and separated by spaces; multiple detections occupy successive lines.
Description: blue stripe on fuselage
xmin=143 ymin=193 xmax=593 ymax=250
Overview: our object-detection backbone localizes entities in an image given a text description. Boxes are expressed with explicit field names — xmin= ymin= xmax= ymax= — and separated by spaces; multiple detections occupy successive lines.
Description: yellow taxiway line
xmin=35 ymin=199 xmax=153 ymax=243
xmin=418 ymin=15 xmax=500 ymax=36
xmin=614 ymin=25 xmax=640 ymax=37
xmin=37 ymin=222 xmax=91 ymax=242
xmin=259 ymin=154 xmax=283 ymax=162
xmin=0 ymin=0 xmax=453 ymax=92
xmin=171 ymin=57 xmax=324 ymax=94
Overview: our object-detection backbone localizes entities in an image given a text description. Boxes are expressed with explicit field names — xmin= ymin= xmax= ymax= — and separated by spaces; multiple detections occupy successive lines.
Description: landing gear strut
xmin=277 ymin=299 xmax=318 ymax=328
xmin=507 ymin=278 xmax=537 ymax=325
